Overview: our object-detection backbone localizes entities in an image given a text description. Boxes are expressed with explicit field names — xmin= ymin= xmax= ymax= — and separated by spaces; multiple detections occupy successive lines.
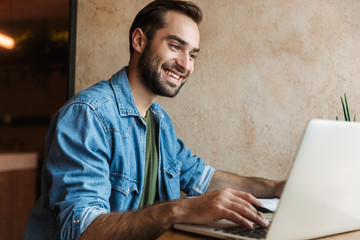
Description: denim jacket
xmin=24 ymin=67 xmax=215 ymax=240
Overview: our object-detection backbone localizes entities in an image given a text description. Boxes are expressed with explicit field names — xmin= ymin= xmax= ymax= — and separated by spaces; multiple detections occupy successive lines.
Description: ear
xmin=131 ymin=28 xmax=147 ymax=54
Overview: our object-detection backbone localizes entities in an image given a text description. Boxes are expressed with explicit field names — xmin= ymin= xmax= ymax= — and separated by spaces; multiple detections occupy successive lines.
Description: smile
xmin=164 ymin=69 xmax=181 ymax=80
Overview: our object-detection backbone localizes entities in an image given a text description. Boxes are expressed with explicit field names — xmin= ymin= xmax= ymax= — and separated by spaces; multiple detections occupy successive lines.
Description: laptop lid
xmin=267 ymin=119 xmax=360 ymax=239
xmin=174 ymin=119 xmax=360 ymax=240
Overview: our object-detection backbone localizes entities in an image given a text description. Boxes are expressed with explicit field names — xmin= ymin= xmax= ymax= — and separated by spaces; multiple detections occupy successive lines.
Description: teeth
xmin=165 ymin=70 xmax=180 ymax=79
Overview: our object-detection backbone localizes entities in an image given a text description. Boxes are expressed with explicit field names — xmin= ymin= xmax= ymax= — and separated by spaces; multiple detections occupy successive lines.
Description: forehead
xmin=155 ymin=10 xmax=200 ymax=49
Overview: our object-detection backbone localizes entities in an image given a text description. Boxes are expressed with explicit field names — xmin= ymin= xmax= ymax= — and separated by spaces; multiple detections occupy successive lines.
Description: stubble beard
xmin=137 ymin=43 xmax=188 ymax=98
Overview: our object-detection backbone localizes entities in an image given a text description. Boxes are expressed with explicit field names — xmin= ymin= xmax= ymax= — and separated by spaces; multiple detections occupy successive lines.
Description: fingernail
xmin=261 ymin=218 xmax=269 ymax=227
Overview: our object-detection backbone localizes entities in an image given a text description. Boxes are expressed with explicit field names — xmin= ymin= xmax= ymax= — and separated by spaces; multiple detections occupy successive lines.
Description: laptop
xmin=174 ymin=119 xmax=360 ymax=239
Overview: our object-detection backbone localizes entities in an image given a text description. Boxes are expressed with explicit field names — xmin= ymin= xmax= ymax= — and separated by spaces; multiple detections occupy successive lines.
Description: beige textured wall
xmin=75 ymin=0 xmax=360 ymax=180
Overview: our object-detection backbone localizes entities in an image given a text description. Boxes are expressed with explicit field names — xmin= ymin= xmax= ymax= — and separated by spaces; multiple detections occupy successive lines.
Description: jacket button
xmin=74 ymin=219 xmax=80 ymax=224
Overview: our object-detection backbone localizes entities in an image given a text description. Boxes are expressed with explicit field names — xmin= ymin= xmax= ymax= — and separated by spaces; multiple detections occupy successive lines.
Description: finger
xmin=231 ymin=190 xmax=264 ymax=207
xmin=220 ymin=208 xmax=254 ymax=229
xmin=224 ymin=190 xmax=261 ymax=213
xmin=228 ymin=199 xmax=270 ymax=228
xmin=256 ymin=211 xmax=270 ymax=227
xmin=220 ymin=191 xmax=269 ymax=228
xmin=220 ymin=205 xmax=269 ymax=229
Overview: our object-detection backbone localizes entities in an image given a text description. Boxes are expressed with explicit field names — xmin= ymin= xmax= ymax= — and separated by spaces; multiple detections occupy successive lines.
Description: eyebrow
xmin=166 ymin=35 xmax=200 ymax=53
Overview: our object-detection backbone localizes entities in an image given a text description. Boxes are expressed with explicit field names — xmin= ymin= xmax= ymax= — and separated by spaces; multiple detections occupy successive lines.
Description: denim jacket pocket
xmin=109 ymin=173 xmax=138 ymax=196
xmin=164 ymin=160 xmax=182 ymax=177
xmin=163 ymin=160 xmax=182 ymax=199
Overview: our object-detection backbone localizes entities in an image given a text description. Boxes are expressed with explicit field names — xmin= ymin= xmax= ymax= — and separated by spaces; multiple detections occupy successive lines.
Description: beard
xmin=137 ymin=43 xmax=189 ymax=98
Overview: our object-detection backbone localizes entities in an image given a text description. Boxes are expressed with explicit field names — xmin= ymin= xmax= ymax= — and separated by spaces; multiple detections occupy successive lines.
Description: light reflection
xmin=0 ymin=33 xmax=15 ymax=50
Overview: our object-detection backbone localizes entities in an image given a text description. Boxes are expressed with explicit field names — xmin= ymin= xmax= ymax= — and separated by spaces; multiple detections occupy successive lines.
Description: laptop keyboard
xmin=214 ymin=224 xmax=268 ymax=239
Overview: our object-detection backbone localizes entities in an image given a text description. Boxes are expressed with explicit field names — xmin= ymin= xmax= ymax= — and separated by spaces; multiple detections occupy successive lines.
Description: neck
xmin=126 ymin=63 xmax=157 ymax=118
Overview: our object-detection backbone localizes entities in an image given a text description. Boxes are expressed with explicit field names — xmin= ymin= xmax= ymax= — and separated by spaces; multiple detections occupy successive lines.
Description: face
xmin=137 ymin=11 xmax=200 ymax=97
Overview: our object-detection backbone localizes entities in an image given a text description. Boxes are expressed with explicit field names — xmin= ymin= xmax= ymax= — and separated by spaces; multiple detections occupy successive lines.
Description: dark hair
xmin=129 ymin=0 xmax=203 ymax=57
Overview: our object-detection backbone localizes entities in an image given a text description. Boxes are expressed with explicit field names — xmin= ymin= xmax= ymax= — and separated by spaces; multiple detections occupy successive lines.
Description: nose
xmin=176 ymin=51 xmax=191 ymax=73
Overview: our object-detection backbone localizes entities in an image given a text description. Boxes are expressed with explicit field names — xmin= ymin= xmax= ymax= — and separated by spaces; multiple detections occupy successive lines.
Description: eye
xmin=189 ymin=52 xmax=197 ymax=60
xmin=170 ymin=44 xmax=180 ymax=51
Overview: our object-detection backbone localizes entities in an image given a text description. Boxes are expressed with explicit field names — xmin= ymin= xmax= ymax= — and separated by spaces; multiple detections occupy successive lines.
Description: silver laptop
xmin=174 ymin=119 xmax=360 ymax=239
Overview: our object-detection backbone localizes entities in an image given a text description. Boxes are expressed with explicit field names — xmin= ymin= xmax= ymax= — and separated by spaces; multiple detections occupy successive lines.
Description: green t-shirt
xmin=138 ymin=110 xmax=159 ymax=208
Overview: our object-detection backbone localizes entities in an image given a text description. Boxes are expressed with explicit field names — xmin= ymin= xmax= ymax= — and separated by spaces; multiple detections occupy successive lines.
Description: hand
xmin=179 ymin=188 xmax=270 ymax=229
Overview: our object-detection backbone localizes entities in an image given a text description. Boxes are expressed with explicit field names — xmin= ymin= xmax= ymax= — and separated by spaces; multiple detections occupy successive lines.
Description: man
xmin=25 ymin=1 xmax=284 ymax=239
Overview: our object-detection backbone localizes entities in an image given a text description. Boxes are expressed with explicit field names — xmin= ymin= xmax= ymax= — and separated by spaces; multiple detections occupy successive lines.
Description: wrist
xmin=165 ymin=199 xmax=189 ymax=224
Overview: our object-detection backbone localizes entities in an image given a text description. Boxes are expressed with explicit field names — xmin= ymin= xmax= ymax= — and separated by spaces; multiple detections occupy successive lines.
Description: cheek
xmin=189 ymin=62 xmax=195 ymax=74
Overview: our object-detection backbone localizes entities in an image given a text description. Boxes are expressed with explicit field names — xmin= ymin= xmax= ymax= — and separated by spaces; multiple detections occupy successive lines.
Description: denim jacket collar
xmin=110 ymin=67 xmax=140 ymax=117
xmin=110 ymin=67 xmax=165 ymax=124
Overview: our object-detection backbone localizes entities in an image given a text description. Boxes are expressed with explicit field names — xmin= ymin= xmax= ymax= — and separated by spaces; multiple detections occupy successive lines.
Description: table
xmin=0 ymin=152 xmax=38 ymax=240
xmin=158 ymin=228 xmax=360 ymax=240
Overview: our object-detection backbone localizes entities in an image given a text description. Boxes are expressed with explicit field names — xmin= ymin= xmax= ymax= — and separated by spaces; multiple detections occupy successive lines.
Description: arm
xmin=80 ymin=170 xmax=281 ymax=239
xmin=79 ymin=203 xmax=176 ymax=240
xmin=80 ymin=159 xmax=284 ymax=238
xmin=80 ymin=187 xmax=270 ymax=240
xmin=207 ymin=170 xmax=285 ymax=198
xmin=45 ymin=104 xmax=113 ymax=239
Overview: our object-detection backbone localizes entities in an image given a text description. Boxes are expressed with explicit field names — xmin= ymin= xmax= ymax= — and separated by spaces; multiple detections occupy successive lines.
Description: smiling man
xmin=136 ymin=28 xmax=199 ymax=98
xmin=128 ymin=7 xmax=200 ymax=113
xmin=24 ymin=1 xmax=284 ymax=240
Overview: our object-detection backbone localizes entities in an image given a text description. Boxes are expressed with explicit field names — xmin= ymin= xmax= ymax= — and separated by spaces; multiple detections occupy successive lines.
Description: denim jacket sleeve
xmin=45 ymin=102 xmax=112 ymax=239
xmin=175 ymin=137 xmax=215 ymax=196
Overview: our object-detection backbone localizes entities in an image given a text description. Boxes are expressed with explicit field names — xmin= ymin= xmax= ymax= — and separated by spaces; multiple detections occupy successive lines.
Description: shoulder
xmin=64 ymin=81 xmax=116 ymax=111
xmin=51 ymin=80 xmax=119 ymax=132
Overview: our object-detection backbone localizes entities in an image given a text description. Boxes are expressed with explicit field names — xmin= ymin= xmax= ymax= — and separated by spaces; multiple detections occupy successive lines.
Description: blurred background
xmin=0 ymin=0 xmax=69 ymax=158
xmin=0 ymin=0 xmax=69 ymax=239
